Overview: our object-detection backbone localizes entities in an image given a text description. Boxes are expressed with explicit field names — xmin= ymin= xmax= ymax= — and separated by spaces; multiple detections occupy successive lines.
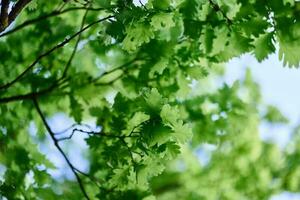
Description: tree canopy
xmin=1 ymin=0 xmax=300 ymax=199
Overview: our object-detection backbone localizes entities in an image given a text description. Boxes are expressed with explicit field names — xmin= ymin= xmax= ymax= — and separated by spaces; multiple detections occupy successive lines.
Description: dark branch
xmin=0 ymin=0 xmax=32 ymax=32
xmin=0 ymin=58 xmax=138 ymax=104
xmin=57 ymin=128 xmax=138 ymax=142
xmin=0 ymin=15 xmax=114 ymax=91
xmin=91 ymin=58 xmax=139 ymax=84
xmin=208 ymin=0 xmax=233 ymax=26
xmin=0 ymin=78 xmax=68 ymax=104
xmin=54 ymin=123 xmax=94 ymax=135
xmin=8 ymin=0 xmax=32 ymax=25
xmin=0 ymin=0 xmax=9 ymax=30
xmin=33 ymin=97 xmax=91 ymax=200
xmin=0 ymin=6 xmax=107 ymax=37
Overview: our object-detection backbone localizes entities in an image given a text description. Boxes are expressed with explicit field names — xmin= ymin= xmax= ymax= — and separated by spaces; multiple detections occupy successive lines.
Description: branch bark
xmin=0 ymin=0 xmax=33 ymax=32
xmin=8 ymin=0 xmax=32 ymax=24
xmin=0 ymin=0 xmax=9 ymax=30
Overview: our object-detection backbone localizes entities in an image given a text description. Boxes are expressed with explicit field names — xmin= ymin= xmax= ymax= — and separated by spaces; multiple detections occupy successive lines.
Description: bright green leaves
xmin=160 ymin=104 xmax=192 ymax=143
xmin=148 ymin=0 xmax=171 ymax=9
xmin=110 ymin=167 xmax=132 ymax=189
xmin=144 ymin=89 xmax=191 ymax=144
xmin=149 ymin=58 xmax=169 ymax=77
xmin=253 ymin=33 xmax=276 ymax=62
xmin=123 ymin=23 xmax=154 ymax=52
xmin=151 ymin=13 xmax=175 ymax=31
xmin=150 ymin=12 xmax=182 ymax=41
xmin=199 ymin=26 xmax=214 ymax=54
xmin=122 ymin=11 xmax=180 ymax=52
xmin=125 ymin=112 xmax=150 ymax=134
xmin=86 ymin=88 xmax=190 ymax=195
xmin=165 ymin=142 xmax=181 ymax=159
xmin=198 ymin=2 xmax=211 ymax=21
xmin=172 ymin=121 xmax=192 ymax=144
xmin=136 ymin=157 xmax=165 ymax=189
xmin=216 ymin=0 xmax=241 ymax=19
xmin=210 ymin=26 xmax=229 ymax=56
xmin=239 ymin=17 xmax=269 ymax=37
xmin=278 ymin=37 xmax=300 ymax=67
xmin=217 ymin=31 xmax=253 ymax=61
xmin=144 ymin=88 xmax=164 ymax=110
xmin=160 ymin=104 xmax=179 ymax=126
xmin=263 ymin=105 xmax=289 ymax=124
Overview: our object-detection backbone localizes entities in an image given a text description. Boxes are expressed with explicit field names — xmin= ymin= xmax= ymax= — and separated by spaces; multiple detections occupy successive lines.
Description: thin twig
xmin=0 ymin=57 xmax=137 ymax=104
xmin=0 ymin=15 xmax=114 ymax=91
xmin=62 ymin=6 xmax=89 ymax=77
xmin=33 ymin=97 xmax=91 ymax=200
xmin=91 ymin=58 xmax=139 ymax=83
xmin=0 ymin=6 xmax=107 ymax=37
xmin=54 ymin=123 xmax=94 ymax=135
xmin=0 ymin=78 xmax=68 ymax=104
xmin=208 ymin=0 xmax=233 ymax=26
xmin=57 ymin=128 xmax=138 ymax=142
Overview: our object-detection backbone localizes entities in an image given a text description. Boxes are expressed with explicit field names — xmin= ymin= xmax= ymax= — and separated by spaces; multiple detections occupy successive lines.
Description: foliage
xmin=0 ymin=0 xmax=300 ymax=199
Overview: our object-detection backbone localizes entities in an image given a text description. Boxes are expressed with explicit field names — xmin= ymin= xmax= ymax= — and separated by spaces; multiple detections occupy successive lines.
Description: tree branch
xmin=0 ymin=15 xmax=114 ymax=91
xmin=8 ymin=0 xmax=32 ymax=24
xmin=0 ymin=78 xmax=65 ymax=104
xmin=54 ymin=123 xmax=94 ymax=135
xmin=208 ymin=0 xmax=233 ymax=26
xmin=0 ymin=6 xmax=108 ymax=37
xmin=57 ymin=128 xmax=138 ymax=142
xmin=0 ymin=57 xmax=137 ymax=104
xmin=0 ymin=0 xmax=9 ymax=30
xmin=33 ymin=97 xmax=90 ymax=200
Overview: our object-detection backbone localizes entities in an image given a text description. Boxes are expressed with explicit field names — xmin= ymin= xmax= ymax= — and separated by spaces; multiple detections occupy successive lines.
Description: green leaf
xmin=69 ymin=96 xmax=83 ymax=123
xmin=123 ymin=23 xmax=154 ymax=52
xmin=264 ymin=105 xmax=289 ymax=124
xmin=199 ymin=26 xmax=214 ymax=54
xmin=148 ymin=0 xmax=171 ymax=9
xmin=126 ymin=112 xmax=150 ymax=132
xmin=144 ymin=88 xmax=164 ymax=110
xmin=149 ymin=58 xmax=169 ymax=77
xmin=217 ymin=0 xmax=241 ymax=19
xmin=278 ymin=37 xmax=300 ymax=67
xmin=210 ymin=26 xmax=229 ymax=56
xmin=151 ymin=13 xmax=175 ymax=31
xmin=160 ymin=104 xmax=179 ymax=126
xmin=172 ymin=120 xmax=192 ymax=143
xmin=253 ymin=33 xmax=275 ymax=62
xmin=165 ymin=142 xmax=181 ymax=159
